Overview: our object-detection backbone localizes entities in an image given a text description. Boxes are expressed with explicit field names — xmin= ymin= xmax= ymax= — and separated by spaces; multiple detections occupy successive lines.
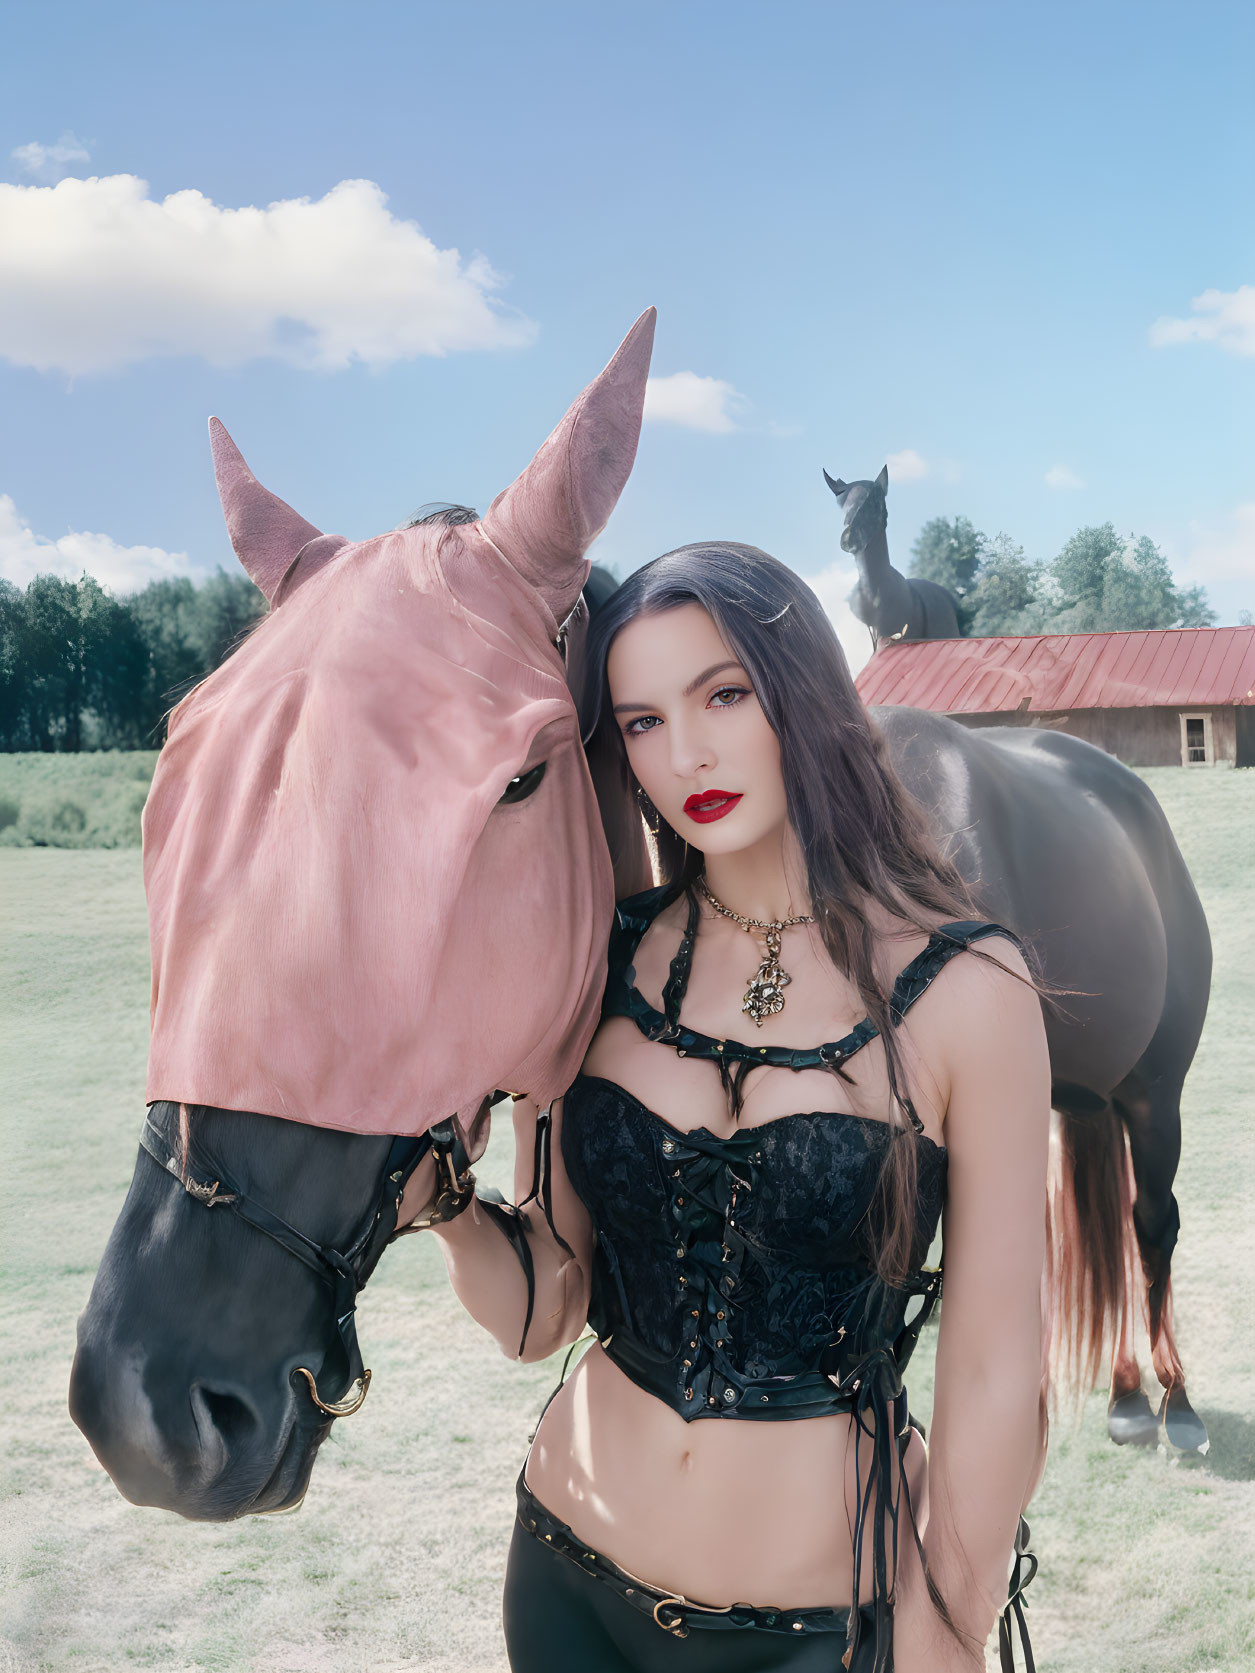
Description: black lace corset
xmin=561 ymin=884 xmax=1020 ymax=1422
xmin=556 ymin=885 xmax=1027 ymax=1673
xmin=563 ymin=1075 xmax=946 ymax=1418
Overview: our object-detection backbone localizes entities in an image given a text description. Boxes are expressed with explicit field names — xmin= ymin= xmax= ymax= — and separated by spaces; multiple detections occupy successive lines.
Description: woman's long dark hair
xmin=580 ymin=541 xmax=986 ymax=1288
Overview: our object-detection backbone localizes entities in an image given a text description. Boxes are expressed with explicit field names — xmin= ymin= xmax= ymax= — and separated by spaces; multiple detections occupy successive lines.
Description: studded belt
xmin=515 ymin=1470 xmax=871 ymax=1644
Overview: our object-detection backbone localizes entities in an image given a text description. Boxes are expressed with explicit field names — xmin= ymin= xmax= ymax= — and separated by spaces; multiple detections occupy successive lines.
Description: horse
xmin=68 ymin=309 xmax=657 ymax=1520
xmin=825 ymin=465 xmax=963 ymax=643
xmin=820 ymin=472 xmax=1208 ymax=1437
xmin=872 ymin=707 xmax=1210 ymax=1450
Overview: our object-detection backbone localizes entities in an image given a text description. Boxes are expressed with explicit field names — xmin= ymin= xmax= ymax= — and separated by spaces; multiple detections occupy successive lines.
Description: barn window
xmin=1181 ymin=713 xmax=1212 ymax=765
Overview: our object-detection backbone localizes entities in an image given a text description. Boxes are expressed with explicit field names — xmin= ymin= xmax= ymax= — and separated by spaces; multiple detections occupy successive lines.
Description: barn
xmin=854 ymin=624 xmax=1255 ymax=768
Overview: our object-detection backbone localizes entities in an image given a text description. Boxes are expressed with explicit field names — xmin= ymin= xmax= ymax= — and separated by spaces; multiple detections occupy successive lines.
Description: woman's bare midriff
xmin=524 ymin=1339 xmax=929 ymax=1610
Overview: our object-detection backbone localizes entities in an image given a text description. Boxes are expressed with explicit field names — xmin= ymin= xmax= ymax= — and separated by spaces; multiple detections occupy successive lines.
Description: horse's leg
xmin=1104 ymin=1108 xmax=1159 ymax=1445
xmin=1048 ymin=1088 xmax=1158 ymax=1442
xmin=1115 ymin=1064 xmax=1208 ymax=1453
xmin=1108 ymin=1317 xmax=1158 ymax=1443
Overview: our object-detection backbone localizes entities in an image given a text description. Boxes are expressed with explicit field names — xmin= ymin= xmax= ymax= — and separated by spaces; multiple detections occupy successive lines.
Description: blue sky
xmin=1 ymin=0 xmax=1251 ymax=673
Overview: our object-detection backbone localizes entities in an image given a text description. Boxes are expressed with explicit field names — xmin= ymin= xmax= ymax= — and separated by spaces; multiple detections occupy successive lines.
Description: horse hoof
xmin=1108 ymin=1388 xmax=1159 ymax=1446
xmin=1159 ymin=1386 xmax=1209 ymax=1455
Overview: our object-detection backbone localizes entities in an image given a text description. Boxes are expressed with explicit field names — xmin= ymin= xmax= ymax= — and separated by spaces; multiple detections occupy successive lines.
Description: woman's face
xmin=606 ymin=603 xmax=789 ymax=856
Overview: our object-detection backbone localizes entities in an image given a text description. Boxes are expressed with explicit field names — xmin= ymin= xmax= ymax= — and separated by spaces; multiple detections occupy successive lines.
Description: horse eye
xmin=498 ymin=761 xmax=547 ymax=805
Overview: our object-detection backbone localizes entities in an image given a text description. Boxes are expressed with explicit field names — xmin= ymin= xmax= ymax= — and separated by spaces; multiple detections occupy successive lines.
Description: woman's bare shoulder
xmin=949 ymin=927 xmax=1034 ymax=990
xmin=923 ymin=933 xmax=1046 ymax=1111
xmin=888 ymin=917 xmax=1041 ymax=1078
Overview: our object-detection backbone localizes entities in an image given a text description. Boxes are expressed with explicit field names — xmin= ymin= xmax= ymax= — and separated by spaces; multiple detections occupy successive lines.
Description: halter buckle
xmin=183 ymin=1176 xmax=237 ymax=1207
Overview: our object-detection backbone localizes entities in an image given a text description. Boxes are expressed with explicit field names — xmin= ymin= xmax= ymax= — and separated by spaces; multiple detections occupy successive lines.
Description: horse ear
xmin=481 ymin=308 xmax=656 ymax=628
xmin=823 ymin=469 xmax=849 ymax=501
xmin=875 ymin=464 xmax=889 ymax=492
xmin=210 ymin=418 xmax=325 ymax=605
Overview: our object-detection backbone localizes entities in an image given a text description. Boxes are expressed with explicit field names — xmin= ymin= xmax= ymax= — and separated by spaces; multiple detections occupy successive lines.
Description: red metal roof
xmin=854 ymin=626 xmax=1255 ymax=713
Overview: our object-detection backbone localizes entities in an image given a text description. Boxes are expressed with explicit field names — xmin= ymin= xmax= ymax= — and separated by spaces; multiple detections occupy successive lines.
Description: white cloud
xmin=1149 ymin=285 xmax=1255 ymax=357
xmin=1044 ymin=464 xmax=1085 ymax=491
xmin=802 ymin=560 xmax=875 ymax=678
xmin=0 ymin=494 xmax=193 ymax=593
xmin=1176 ymin=503 xmax=1255 ymax=587
xmin=1152 ymin=502 xmax=1255 ymax=625
xmin=0 ymin=174 xmax=534 ymax=376
xmin=644 ymin=371 xmax=747 ymax=433
xmin=885 ymin=449 xmax=929 ymax=483
xmin=11 ymin=132 xmax=91 ymax=183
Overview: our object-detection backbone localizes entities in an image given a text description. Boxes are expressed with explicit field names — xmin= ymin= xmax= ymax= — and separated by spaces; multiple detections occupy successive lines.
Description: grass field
xmin=0 ymin=751 xmax=158 ymax=849
xmin=1 ymin=766 xmax=1252 ymax=1673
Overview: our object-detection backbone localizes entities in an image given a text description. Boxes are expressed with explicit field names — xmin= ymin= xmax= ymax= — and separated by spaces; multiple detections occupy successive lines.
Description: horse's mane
xmin=400 ymin=504 xmax=480 ymax=529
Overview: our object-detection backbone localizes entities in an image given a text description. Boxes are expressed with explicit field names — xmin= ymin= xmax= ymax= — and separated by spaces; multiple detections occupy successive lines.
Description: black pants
xmin=503 ymin=1476 xmax=887 ymax=1673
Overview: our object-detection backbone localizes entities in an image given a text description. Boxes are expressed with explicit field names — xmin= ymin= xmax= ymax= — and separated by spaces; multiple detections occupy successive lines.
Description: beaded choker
xmin=696 ymin=879 xmax=816 ymax=1027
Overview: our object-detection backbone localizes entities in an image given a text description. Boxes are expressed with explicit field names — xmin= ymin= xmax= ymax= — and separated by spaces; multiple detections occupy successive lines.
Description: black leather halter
xmin=138 ymin=1101 xmax=434 ymax=1417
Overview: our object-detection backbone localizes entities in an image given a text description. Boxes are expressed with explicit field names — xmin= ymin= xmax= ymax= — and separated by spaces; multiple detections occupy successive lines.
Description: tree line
xmin=0 ymin=570 xmax=266 ymax=752
xmin=0 ymin=518 xmax=1225 ymax=752
xmin=908 ymin=519 xmax=1216 ymax=636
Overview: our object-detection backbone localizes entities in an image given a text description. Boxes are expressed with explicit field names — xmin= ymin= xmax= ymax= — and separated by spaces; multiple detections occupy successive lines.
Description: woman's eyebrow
xmin=612 ymin=660 xmax=744 ymax=716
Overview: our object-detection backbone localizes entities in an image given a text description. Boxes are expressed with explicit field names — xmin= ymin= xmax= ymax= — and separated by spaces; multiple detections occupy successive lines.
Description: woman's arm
xmin=398 ymin=1096 xmax=595 ymax=1363
xmin=894 ymin=940 xmax=1051 ymax=1672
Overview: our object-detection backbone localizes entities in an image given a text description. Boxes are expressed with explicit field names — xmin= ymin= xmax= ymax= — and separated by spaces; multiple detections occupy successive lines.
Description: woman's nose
xmin=669 ymin=720 xmax=715 ymax=780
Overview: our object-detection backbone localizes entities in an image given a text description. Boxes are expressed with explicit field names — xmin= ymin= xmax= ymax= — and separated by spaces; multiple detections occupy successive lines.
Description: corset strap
xmin=836 ymin=1346 xmax=904 ymax=1673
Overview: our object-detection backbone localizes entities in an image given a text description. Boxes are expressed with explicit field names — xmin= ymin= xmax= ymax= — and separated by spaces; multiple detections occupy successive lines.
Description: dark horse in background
xmin=866 ymin=708 xmax=1209 ymax=1450
xmin=821 ymin=463 xmax=1209 ymax=1445
xmin=826 ymin=463 xmax=963 ymax=644
xmin=71 ymin=326 xmax=1207 ymax=1527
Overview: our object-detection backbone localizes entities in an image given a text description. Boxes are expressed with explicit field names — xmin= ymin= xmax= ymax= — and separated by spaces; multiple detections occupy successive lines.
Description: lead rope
xmin=516 ymin=1105 xmax=575 ymax=1259
xmin=998 ymin=1517 xmax=1038 ymax=1673
xmin=522 ymin=1097 xmax=593 ymax=1443
xmin=476 ymin=1099 xmax=577 ymax=1358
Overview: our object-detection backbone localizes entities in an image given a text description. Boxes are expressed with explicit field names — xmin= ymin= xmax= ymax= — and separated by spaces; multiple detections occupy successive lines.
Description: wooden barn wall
xmin=946 ymin=705 xmax=1240 ymax=766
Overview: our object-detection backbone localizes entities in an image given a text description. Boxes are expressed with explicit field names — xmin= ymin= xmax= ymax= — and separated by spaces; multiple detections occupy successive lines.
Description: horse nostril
xmin=195 ymin=1385 xmax=260 ymax=1450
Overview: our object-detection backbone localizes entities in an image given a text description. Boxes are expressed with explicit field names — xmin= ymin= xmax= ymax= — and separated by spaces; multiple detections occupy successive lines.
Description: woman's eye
xmin=623 ymin=715 xmax=661 ymax=738
xmin=498 ymin=761 xmax=547 ymax=805
xmin=709 ymin=685 xmax=749 ymax=708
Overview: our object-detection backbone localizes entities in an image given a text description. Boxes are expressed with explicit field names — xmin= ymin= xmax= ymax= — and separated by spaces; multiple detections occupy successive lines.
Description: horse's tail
xmin=1045 ymin=1088 xmax=1141 ymax=1395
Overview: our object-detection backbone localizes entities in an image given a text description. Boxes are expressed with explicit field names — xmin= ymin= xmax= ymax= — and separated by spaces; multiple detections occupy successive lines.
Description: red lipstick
xmin=682 ymin=790 xmax=743 ymax=824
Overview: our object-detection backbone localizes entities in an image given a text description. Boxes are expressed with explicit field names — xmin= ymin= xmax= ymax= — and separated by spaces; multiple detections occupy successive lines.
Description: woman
xmin=402 ymin=543 xmax=1049 ymax=1673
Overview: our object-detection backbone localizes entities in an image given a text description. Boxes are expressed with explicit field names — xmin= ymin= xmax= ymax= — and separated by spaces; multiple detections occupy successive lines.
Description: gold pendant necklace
xmin=697 ymin=879 xmax=815 ymax=1027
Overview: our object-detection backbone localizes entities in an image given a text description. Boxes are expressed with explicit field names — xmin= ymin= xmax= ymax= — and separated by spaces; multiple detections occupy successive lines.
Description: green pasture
xmin=0 ymin=751 xmax=157 ymax=850
xmin=1 ymin=764 xmax=1252 ymax=1672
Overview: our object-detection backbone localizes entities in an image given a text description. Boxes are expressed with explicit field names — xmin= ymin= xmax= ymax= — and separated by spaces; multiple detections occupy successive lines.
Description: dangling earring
xmin=637 ymin=789 xmax=661 ymax=836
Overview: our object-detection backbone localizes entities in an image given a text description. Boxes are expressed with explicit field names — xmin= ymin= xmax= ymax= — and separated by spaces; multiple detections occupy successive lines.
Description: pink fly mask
xmin=143 ymin=309 xmax=656 ymax=1136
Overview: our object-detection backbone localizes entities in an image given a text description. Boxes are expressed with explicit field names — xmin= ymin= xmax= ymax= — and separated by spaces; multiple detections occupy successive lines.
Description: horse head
xmin=824 ymin=463 xmax=889 ymax=558
xmin=70 ymin=310 xmax=656 ymax=1519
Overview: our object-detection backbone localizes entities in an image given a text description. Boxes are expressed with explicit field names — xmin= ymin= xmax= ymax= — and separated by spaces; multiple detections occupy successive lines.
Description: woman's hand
xmin=396 ymin=1094 xmax=495 ymax=1227
xmin=399 ymin=1093 xmax=594 ymax=1361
